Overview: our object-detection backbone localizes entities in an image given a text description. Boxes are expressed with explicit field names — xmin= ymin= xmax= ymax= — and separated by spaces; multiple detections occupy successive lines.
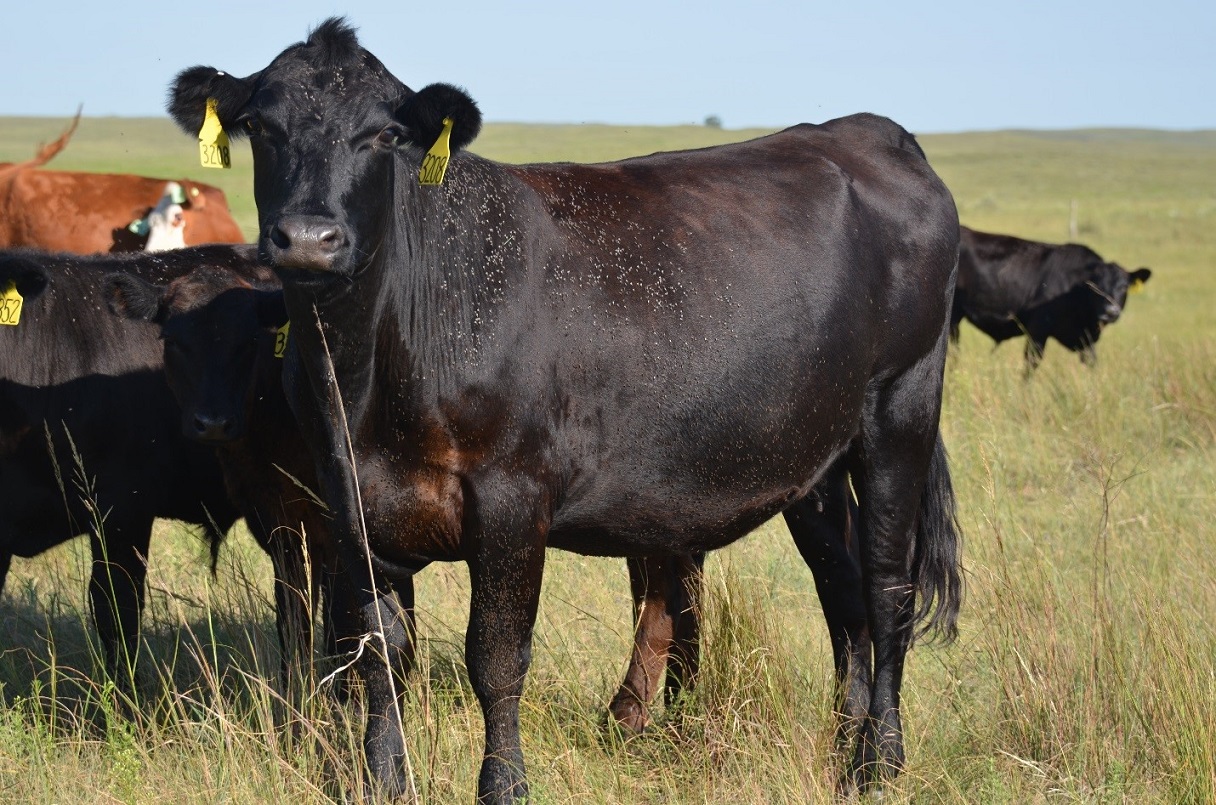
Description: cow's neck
xmin=284 ymin=156 xmax=522 ymax=440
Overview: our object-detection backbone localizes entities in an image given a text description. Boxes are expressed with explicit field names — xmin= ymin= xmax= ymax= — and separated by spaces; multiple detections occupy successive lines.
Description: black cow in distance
xmin=951 ymin=226 xmax=1152 ymax=370
xmin=0 ymin=247 xmax=244 ymax=687
xmin=169 ymin=18 xmax=962 ymax=801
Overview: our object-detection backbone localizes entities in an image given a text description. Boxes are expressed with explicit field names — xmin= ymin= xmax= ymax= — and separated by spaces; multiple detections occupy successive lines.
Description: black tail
xmin=911 ymin=433 xmax=963 ymax=643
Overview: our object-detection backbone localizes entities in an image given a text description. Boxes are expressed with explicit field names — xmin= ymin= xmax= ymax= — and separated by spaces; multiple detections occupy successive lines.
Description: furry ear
xmin=106 ymin=273 xmax=166 ymax=323
xmin=396 ymin=83 xmax=482 ymax=151
xmin=167 ymin=66 xmax=255 ymax=137
xmin=1130 ymin=267 xmax=1152 ymax=285
xmin=0 ymin=255 xmax=50 ymax=300
xmin=253 ymin=289 xmax=288 ymax=328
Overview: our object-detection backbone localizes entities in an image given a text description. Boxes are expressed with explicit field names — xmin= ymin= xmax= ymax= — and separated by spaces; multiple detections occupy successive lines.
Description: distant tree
xmin=704 ymin=115 xmax=723 ymax=129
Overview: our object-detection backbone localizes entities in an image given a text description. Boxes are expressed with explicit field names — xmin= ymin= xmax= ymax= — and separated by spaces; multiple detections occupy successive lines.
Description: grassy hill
xmin=1 ymin=115 xmax=1214 ymax=803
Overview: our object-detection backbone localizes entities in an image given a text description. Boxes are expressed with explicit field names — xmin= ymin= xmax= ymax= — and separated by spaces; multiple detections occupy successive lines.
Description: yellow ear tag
xmin=274 ymin=320 xmax=290 ymax=358
xmin=419 ymin=117 xmax=454 ymax=186
xmin=1129 ymin=279 xmax=1145 ymax=294
xmin=198 ymin=98 xmax=232 ymax=169
xmin=0 ymin=281 xmax=23 ymax=326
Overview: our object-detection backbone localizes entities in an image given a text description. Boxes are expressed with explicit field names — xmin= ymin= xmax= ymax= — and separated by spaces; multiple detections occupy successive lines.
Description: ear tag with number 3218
xmin=199 ymin=98 xmax=232 ymax=169
xmin=0 ymin=281 xmax=22 ymax=326
xmin=419 ymin=117 xmax=454 ymax=186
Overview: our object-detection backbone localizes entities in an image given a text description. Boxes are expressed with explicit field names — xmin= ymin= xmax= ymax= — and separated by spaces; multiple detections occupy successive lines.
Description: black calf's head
xmin=1057 ymin=261 xmax=1153 ymax=361
xmin=167 ymin=17 xmax=482 ymax=280
xmin=107 ymin=267 xmax=284 ymax=443
xmin=1087 ymin=262 xmax=1152 ymax=326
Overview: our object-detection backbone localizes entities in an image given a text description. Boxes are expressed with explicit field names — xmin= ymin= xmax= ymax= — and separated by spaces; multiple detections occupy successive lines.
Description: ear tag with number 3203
xmin=274 ymin=321 xmax=290 ymax=358
xmin=199 ymin=98 xmax=232 ymax=169
xmin=419 ymin=117 xmax=454 ymax=186
xmin=0 ymin=281 xmax=22 ymax=326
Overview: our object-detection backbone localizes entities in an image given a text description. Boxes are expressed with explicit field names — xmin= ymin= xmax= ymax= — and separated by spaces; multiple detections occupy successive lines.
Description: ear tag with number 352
xmin=0 ymin=281 xmax=23 ymax=326
xmin=419 ymin=117 xmax=454 ymax=186
xmin=199 ymin=98 xmax=232 ymax=169
xmin=274 ymin=321 xmax=290 ymax=358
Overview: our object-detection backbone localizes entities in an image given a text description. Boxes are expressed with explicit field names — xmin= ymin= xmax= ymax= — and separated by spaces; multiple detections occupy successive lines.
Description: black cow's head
xmin=107 ymin=268 xmax=284 ymax=443
xmin=1087 ymin=262 xmax=1152 ymax=327
xmin=1056 ymin=261 xmax=1153 ymax=363
xmin=166 ymin=17 xmax=482 ymax=281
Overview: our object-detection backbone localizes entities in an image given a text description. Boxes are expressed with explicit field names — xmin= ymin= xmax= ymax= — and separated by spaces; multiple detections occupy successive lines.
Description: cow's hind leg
xmin=609 ymin=552 xmax=704 ymax=732
xmin=848 ymin=357 xmax=948 ymax=790
xmin=784 ymin=467 xmax=870 ymax=751
xmin=665 ymin=551 xmax=705 ymax=706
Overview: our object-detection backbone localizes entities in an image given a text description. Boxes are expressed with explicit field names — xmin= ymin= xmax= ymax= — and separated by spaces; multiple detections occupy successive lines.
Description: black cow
xmin=169 ymin=18 xmax=962 ymax=801
xmin=105 ymin=260 xmax=875 ymax=738
xmin=951 ymin=225 xmax=1152 ymax=370
xmin=0 ymin=246 xmax=244 ymax=687
xmin=105 ymin=255 xmax=391 ymax=701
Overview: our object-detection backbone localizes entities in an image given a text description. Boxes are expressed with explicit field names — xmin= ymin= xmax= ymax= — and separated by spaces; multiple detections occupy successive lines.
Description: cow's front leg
xmin=88 ymin=514 xmax=153 ymax=695
xmin=466 ymin=484 xmax=546 ymax=805
xmin=341 ymin=571 xmax=412 ymax=800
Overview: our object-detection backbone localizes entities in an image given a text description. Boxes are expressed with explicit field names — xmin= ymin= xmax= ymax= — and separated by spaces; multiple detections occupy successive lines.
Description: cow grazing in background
xmin=951 ymin=225 xmax=1152 ymax=370
xmin=0 ymin=246 xmax=247 ymax=686
xmin=0 ymin=117 xmax=245 ymax=253
xmin=105 ymin=259 xmax=875 ymax=737
xmin=169 ymin=19 xmax=962 ymax=800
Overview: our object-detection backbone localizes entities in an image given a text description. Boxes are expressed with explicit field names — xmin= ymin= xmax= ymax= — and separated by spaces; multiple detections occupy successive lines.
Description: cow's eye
xmin=241 ymin=116 xmax=263 ymax=136
xmin=376 ymin=125 xmax=405 ymax=148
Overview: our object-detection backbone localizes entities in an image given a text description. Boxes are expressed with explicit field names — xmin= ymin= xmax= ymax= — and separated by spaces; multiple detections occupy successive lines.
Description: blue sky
xmin=4 ymin=1 xmax=1213 ymax=132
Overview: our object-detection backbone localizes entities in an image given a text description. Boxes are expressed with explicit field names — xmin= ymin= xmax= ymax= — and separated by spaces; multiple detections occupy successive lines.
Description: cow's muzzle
xmin=264 ymin=215 xmax=348 ymax=272
xmin=189 ymin=411 xmax=241 ymax=443
xmin=1099 ymin=303 xmax=1122 ymax=324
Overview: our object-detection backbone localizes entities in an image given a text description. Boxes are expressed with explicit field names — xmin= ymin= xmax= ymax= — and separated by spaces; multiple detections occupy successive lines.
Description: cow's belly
xmin=549 ymin=435 xmax=850 ymax=558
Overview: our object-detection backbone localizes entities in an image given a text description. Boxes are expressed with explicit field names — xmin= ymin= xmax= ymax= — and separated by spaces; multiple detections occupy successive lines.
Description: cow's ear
xmin=1130 ymin=267 xmax=1152 ymax=286
xmin=396 ymin=83 xmax=482 ymax=152
xmin=253 ymin=289 xmax=288 ymax=328
xmin=0 ymin=255 xmax=50 ymax=300
xmin=167 ymin=67 xmax=255 ymax=137
xmin=106 ymin=273 xmax=166 ymax=323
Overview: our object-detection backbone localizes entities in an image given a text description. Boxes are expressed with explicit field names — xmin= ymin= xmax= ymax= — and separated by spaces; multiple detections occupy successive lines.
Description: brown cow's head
xmin=167 ymin=17 xmax=482 ymax=281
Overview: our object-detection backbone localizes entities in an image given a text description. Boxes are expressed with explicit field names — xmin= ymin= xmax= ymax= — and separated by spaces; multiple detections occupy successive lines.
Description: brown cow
xmin=0 ymin=115 xmax=246 ymax=253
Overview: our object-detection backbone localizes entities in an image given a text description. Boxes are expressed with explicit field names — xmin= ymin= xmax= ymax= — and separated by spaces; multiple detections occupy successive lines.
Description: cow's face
xmin=108 ymin=269 xmax=284 ymax=443
xmin=166 ymin=18 xmax=481 ymax=282
xmin=1053 ymin=262 xmax=1153 ymax=361
xmin=1087 ymin=262 xmax=1153 ymax=328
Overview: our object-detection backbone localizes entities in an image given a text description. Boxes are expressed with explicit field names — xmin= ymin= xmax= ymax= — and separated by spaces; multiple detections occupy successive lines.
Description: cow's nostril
xmin=269 ymin=225 xmax=292 ymax=250
xmin=318 ymin=226 xmax=346 ymax=253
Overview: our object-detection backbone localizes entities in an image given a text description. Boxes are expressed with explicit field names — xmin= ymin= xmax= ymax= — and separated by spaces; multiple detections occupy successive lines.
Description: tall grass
xmin=1 ymin=118 xmax=1213 ymax=802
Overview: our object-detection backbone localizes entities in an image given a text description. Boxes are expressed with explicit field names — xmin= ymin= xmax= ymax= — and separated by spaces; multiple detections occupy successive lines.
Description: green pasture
xmin=1 ymin=115 xmax=1213 ymax=803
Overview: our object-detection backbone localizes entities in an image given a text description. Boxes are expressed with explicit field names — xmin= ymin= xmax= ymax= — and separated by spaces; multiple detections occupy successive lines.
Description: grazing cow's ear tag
xmin=419 ymin=117 xmax=454 ymax=186
xmin=1129 ymin=279 xmax=1145 ymax=294
xmin=0 ymin=281 xmax=23 ymax=326
xmin=198 ymin=98 xmax=232 ymax=170
xmin=274 ymin=320 xmax=290 ymax=358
